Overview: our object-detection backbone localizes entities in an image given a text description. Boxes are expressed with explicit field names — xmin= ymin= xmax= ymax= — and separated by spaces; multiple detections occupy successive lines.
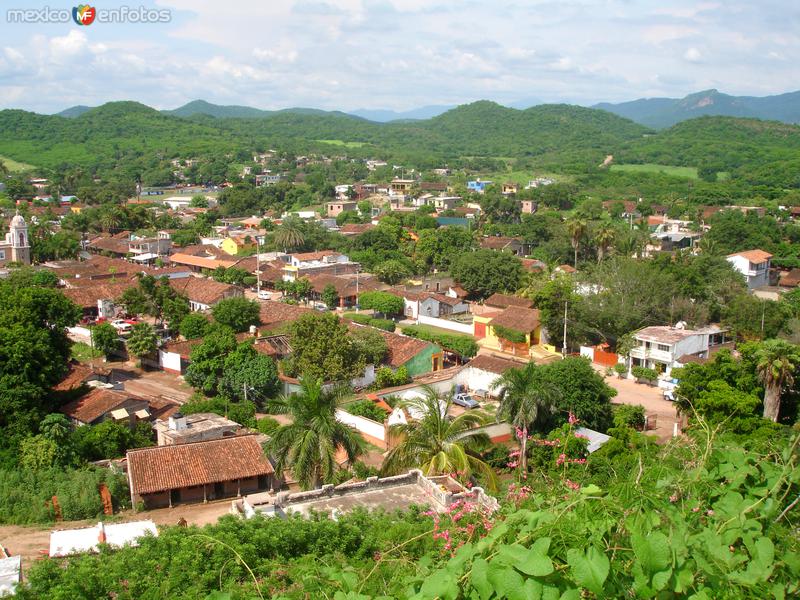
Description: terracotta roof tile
xmin=127 ymin=436 xmax=274 ymax=496
xmin=62 ymin=282 xmax=133 ymax=308
xmin=466 ymin=354 xmax=529 ymax=375
xmin=169 ymin=253 xmax=237 ymax=270
xmin=258 ymin=301 xmax=314 ymax=328
xmin=479 ymin=236 xmax=522 ymax=250
xmin=339 ymin=223 xmax=376 ymax=235
xmin=489 ymin=307 xmax=540 ymax=333
xmin=728 ymin=249 xmax=773 ymax=264
xmin=373 ymin=328 xmax=433 ymax=367
xmin=485 ymin=293 xmax=533 ymax=309
xmin=168 ymin=277 xmax=239 ymax=306
xmin=61 ymin=388 xmax=140 ymax=424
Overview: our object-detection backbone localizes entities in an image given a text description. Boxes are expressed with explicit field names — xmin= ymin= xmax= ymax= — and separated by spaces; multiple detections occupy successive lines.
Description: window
xmin=0 ymin=250 xmax=5 ymax=259
xmin=657 ymin=344 xmax=670 ymax=352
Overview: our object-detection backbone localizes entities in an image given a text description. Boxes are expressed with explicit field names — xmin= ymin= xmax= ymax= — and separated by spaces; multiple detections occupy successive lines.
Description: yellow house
xmin=477 ymin=307 xmax=541 ymax=357
xmin=220 ymin=236 xmax=254 ymax=256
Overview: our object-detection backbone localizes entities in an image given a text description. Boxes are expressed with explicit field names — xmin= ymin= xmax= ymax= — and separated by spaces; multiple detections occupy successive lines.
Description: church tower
xmin=9 ymin=211 xmax=30 ymax=265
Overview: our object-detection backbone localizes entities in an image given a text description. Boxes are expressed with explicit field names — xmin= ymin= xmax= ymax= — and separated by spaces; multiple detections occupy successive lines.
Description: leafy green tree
xmin=127 ymin=322 xmax=158 ymax=362
xmin=538 ymin=358 xmax=616 ymax=431
xmin=374 ymin=259 xmax=412 ymax=285
xmin=91 ymin=322 xmax=121 ymax=360
xmin=19 ymin=435 xmax=59 ymax=471
xmin=287 ymin=313 xmax=364 ymax=382
xmin=181 ymin=395 xmax=257 ymax=428
xmin=493 ymin=363 xmax=560 ymax=475
xmin=381 ymin=386 xmax=497 ymax=490
xmin=450 ymin=249 xmax=523 ymax=299
xmin=415 ymin=227 xmax=475 ymax=271
xmin=72 ymin=420 xmax=153 ymax=461
xmin=321 ymin=284 xmax=339 ymax=309
xmin=267 ymin=378 xmax=364 ymax=489
xmin=179 ymin=313 xmax=210 ymax=339
xmin=219 ymin=343 xmax=280 ymax=404
xmin=754 ymin=339 xmax=800 ymax=422
xmin=722 ymin=294 xmax=793 ymax=341
xmin=211 ymin=297 xmax=260 ymax=332
xmin=118 ymin=274 xmax=188 ymax=327
xmin=593 ymin=221 xmax=615 ymax=263
xmin=358 ymin=291 xmax=404 ymax=316
xmin=185 ymin=327 xmax=238 ymax=394
xmin=350 ymin=326 xmax=389 ymax=365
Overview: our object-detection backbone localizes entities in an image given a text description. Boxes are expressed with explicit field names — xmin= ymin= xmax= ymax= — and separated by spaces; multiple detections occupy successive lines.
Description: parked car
xmin=663 ymin=389 xmax=676 ymax=402
xmin=257 ymin=290 xmax=272 ymax=300
xmin=111 ymin=319 xmax=133 ymax=334
xmin=453 ymin=393 xmax=480 ymax=409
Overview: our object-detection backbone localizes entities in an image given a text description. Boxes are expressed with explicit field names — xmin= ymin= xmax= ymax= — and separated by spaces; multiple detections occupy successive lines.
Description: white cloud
xmin=683 ymin=47 xmax=702 ymax=62
xmin=0 ymin=0 xmax=798 ymax=112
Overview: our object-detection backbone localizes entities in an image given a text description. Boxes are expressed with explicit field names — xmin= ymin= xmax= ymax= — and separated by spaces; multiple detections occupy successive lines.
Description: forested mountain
xmin=349 ymin=104 xmax=455 ymax=122
xmin=595 ymin=89 xmax=800 ymax=128
xmin=164 ymin=100 xmax=354 ymax=120
xmin=55 ymin=105 xmax=92 ymax=118
xmin=0 ymin=100 xmax=647 ymax=171
xmin=619 ymin=116 xmax=800 ymax=188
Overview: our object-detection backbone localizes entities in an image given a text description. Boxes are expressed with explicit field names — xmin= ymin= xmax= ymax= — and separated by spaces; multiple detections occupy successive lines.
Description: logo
xmin=72 ymin=4 xmax=96 ymax=25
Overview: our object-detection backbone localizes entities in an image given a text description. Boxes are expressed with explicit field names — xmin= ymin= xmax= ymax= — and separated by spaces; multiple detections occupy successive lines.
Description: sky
xmin=0 ymin=0 xmax=798 ymax=114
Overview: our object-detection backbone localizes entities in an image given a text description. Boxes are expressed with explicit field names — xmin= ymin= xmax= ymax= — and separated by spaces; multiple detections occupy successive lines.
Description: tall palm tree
xmin=273 ymin=220 xmax=305 ymax=253
xmin=566 ymin=218 xmax=587 ymax=269
xmin=99 ymin=208 xmax=122 ymax=233
xmin=266 ymin=378 xmax=364 ymax=489
xmin=754 ymin=339 xmax=800 ymax=422
xmin=594 ymin=222 xmax=616 ymax=263
xmin=492 ymin=363 xmax=560 ymax=475
xmin=381 ymin=386 xmax=497 ymax=490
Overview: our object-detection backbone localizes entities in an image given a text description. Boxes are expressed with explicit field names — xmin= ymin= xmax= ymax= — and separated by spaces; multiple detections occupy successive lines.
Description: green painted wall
xmin=402 ymin=343 xmax=442 ymax=377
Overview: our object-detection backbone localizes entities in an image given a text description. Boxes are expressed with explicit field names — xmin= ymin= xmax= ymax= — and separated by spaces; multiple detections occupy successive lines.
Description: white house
xmin=627 ymin=324 xmax=729 ymax=379
xmin=397 ymin=290 xmax=469 ymax=320
xmin=726 ymin=249 xmax=772 ymax=289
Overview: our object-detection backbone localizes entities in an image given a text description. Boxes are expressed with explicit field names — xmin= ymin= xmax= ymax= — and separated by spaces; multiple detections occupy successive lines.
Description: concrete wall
xmin=454 ymin=366 xmax=502 ymax=393
xmin=159 ymin=349 xmax=182 ymax=374
xmin=417 ymin=315 xmax=473 ymax=335
xmin=335 ymin=409 xmax=387 ymax=448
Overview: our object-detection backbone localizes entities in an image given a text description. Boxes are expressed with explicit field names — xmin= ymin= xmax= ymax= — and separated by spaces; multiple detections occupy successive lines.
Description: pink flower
xmin=556 ymin=453 xmax=566 ymax=466
xmin=692 ymin=507 xmax=700 ymax=513
xmin=506 ymin=461 xmax=519 ymax=468
xmin=669 ymin=494 xmax=678 ymax=503
xmin=706 ymin=509 xmax=714 ymax=516
xmin=563 ymin=479 xmax=580 ymax=491
xmin=568 ymin=412 xmax=579 ymax=425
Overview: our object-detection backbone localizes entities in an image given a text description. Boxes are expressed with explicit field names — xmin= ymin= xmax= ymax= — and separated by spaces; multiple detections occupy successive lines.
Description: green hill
xmin=595 ymin=89 xmax=800 ymax=129
xmin=55 ymin=105 xmax=93 ymax=118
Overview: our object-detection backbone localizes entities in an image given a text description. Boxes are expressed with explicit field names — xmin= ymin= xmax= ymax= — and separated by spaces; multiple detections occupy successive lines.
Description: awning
xmin=130 ymin=253 xmax=159 ymax=262
xmin=110 ymin=408 xmax=129 ymax=420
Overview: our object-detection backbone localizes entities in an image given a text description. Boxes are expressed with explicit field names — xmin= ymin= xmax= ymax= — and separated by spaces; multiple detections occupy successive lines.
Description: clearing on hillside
xmin=0 ymin=155 xmax=35 ymax=172
xmin=609 ymin=163 xmax=698 ymax=179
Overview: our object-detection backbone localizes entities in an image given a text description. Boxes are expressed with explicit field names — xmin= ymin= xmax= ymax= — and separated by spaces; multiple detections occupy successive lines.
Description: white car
xmin=111 ymin=319 xmax=132 ymax=334
xmin=257 ymin=290 xmax=272 ymax=300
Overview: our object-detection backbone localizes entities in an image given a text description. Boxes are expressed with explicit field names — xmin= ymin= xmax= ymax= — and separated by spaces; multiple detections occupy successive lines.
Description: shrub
xmin=367 ymin=318 xmax=396 ymax=332
xmin=401 ymin=325 xmax=478 ymax=358
xmin=613 ymin=404 xmax=646 ymax=430
xmin=374 ymin=366 xmax=410 ymax=389
xmin=345 ymin=400 xmax=388 ymax=423
xmin=613 ymin=363 xmax=627 ymax=377
xmin=348 ymin=314 xmax=372 ymax=325
xmin=631 ymin=366 xmax=658 ymax=381
xmin=255 ymin=416 xmax=280 ymax=436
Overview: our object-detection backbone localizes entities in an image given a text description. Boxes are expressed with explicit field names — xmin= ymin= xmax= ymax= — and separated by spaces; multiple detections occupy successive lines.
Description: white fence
xmin=416 ymin=315 xmax=473 ymax=335
xmin=335 ymin=409 xmax=387 ymax=447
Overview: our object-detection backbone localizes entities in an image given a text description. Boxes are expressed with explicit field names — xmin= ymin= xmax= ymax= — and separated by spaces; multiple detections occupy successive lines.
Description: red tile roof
xmin=485 ymin=293 xmax=533 ymax=309
xmin=169 ymin=253 xmax=237 ymax=270
xmin=466 ymin=354 xmax=529 ymax=375
xmin=479 ymin=236 xmax=522 ymax=250
xmin=62 ymin=282 xmax=133 ymax=308
xmin=258 ymin=301 xmax=314 ymax=329
xmin=728 ymin=249 xmax=772 ymax=264
xmin=339 ymin=223 xmax=376 ymax=235
xmin=291 ymin=250 xmax=339 ymax=262
xmin=60 ymin=388 xmax=139 ymax=424
xmin=780 ymin=268 xmax=800 ymax=288
xmin=489 ymin=307 xmax=540 ymax=333
xmin=53 ymin=362 xmax=109 ymax=392
xmin=127 ymin=436 xmax=274 ymax=495
xmin=168 ymin=277 xmax=239 ymax=306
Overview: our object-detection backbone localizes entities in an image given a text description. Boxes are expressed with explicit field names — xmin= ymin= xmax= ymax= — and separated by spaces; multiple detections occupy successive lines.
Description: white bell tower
xmin=9 ymin=210 xmax=30 ymax=265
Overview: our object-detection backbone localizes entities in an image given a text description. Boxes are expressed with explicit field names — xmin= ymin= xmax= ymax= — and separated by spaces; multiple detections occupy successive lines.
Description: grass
xmin=71 ymin=342 xmax=102 ymax=362
xmin=407 ymin=323 xmax=475 ymax=340
xmin=609 ymin=163 xmax=698 ymax=179
xmin=0 ymin=155 xmax=35 ymax=172
xmin=314 ymin=139 xmax=368 ymax=148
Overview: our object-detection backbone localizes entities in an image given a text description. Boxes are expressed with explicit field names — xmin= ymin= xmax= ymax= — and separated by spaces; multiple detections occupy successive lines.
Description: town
xmin=1 ymin=2 xmax=799 ymax=597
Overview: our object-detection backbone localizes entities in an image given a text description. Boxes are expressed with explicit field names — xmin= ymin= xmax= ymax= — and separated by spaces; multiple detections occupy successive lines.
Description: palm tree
xmin=492 ymin=363 xmax=560 ymax=475
xmin=266 ymin=378 xmax=364 ymax=489
xmin=754 ymin=340 xmax=800 ymax=422
xmin=273 ymin=220 xmax=305 ymax=253
xmin=566 ymin=218 xmax=587 ymax=269
xmin=381 ymin=386 xmax=497 ymax=490
xmin=99 ymin=208 xmax=122 ymax=233
xmin=594 ymin=222 xmax=616 ymax=263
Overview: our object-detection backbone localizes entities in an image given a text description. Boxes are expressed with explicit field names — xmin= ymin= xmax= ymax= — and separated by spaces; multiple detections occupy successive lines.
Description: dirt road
xmin=0 ymin=499 xmax=234 ymax=565
xmin=599 ymin=369 xmax=680 ymax=441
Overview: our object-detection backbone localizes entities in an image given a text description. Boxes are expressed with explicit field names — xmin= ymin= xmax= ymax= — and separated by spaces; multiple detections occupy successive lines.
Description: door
xmin=474 ymin=322 xmax=486 ymax=338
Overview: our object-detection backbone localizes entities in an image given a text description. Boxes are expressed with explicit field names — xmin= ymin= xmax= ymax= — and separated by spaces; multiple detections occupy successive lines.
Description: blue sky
xmin=0 ymin=0 xmax=798 ymax=113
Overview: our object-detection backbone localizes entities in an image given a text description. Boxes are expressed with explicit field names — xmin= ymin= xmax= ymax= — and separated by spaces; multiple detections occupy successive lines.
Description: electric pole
xmin=562 ymin=301 xmax=568 ymax=359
